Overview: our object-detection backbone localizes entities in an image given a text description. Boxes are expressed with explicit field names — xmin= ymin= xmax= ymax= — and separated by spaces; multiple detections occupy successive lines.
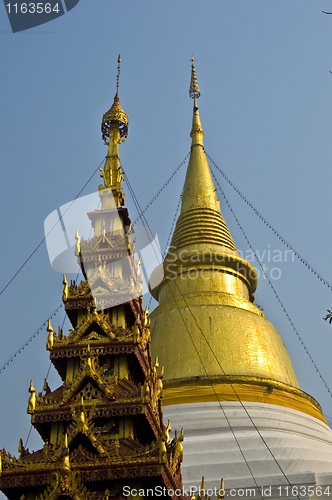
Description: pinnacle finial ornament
xmin=218 ymin=479 xmax=225 ymax=500
xmin=101 ymin=55 xmax=128 ymax=145
xmin=189 ymin=55 xmax=201 ymax=100
xmin=27 ymin=380 xmax=36 ymax=414
xmin=46 ymin=319 xmax=54 ymax=351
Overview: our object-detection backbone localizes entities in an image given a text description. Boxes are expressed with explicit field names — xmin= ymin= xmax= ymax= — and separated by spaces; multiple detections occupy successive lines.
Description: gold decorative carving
xmin=67 ymin=279 xmax=91 ymax=299
xmin=70 ymin=403 xmax=108 ymax=457
xmin=56 ymin=308 xmax=115 ymax=346
xmin=38 ymin=469 xmax=95 ymax=500
xmin=61 ymin=355 xmax=117 ymax=403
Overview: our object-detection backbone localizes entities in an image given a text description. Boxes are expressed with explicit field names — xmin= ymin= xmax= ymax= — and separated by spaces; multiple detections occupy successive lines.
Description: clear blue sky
xmin=1 ymin=1 xmax=332 ymax=489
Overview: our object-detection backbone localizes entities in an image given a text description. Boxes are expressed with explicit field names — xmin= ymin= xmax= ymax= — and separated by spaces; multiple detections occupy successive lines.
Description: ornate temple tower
xmin=0 ymin=58 xmax=185 ymax=500
xmin=150 ymin=60 xmax=332 ymax=490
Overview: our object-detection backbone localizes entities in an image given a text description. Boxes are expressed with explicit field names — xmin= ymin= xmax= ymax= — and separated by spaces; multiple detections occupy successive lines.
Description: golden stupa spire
xmin=148 ymin=59 xmax=327 ymax=424
xmin=170 ymin=57 xmax=239 ymax=254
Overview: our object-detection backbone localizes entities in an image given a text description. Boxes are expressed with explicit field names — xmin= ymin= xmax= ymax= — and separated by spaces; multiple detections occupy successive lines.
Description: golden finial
xmin=62 ymin=273 xmax=68 ymax=301
xmin=197 ymin=476 xmax=205 ymax=500
xmin=27 ymin=380 xmax=36 ymax=414
xmin=189 ymin=55 xmax=201 ymax=100
xmin=175 ymin=427 xmax=184 ymax=462
xmin=18 ymin=438 xmax=23 ymax=457
xmin=101 ymin=55 xmax=128 ymax=145
xmin=165 ymin=419 xmax=171 ymax=444
xmin=75 ymin=229 xmax=81 ymax=255
xmin=217 ymin=479 xmax=225 ymax=500
xmin=46 ymin=319 xmax=54 ymax=351
xmin=141 ymin=379 xmax=150 ymax=403
xmin=156 ymin=365 xmax=164 ymax=400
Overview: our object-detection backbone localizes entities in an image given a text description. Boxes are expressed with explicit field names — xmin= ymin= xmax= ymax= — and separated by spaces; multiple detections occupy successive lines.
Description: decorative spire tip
xmin=101 ymin=55 xmax=128 ymax=145
xmin=116 ymin=54 xmax=121 ymax=94
xmin=189 ymin=55 xmax=201 ymax=100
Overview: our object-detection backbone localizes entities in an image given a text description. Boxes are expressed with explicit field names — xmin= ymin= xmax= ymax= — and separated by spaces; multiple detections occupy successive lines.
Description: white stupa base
xmin=163 ymin=402 xmax=332 ymax=498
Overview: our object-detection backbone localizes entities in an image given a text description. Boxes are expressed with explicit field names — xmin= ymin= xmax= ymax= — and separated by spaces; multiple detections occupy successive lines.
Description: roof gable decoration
xmin=47 ymin=305 xmax=151 ymax=349
xmin=30 ymin=354 xmax=117 ymax=415
xmin=62 ymin=354 xmax=117 ymax=403
xmin=67 ymin=402 xmax=110 ymax=458
xmin=48 ymin=309 xmax=116 ymax=347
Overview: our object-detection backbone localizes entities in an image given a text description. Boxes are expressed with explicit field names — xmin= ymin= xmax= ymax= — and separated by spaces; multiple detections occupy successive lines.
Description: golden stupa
xmin=149 ymin=57 xmax=325 ymax=423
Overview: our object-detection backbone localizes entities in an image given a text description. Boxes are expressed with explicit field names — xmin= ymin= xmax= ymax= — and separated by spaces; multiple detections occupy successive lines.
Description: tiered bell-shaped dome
xmin=149 ymin=65 xmax=317 ymax=414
